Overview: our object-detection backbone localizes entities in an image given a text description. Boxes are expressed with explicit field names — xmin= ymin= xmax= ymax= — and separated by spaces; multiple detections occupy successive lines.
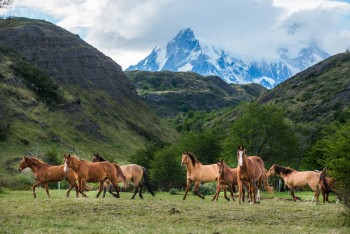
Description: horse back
xmin=199 ymin=164 xmax=218 ymax=182
xmin=120 ymin=164 xmax=143 ymax=180
xmin=38 ymin=165 xmax=66 ymax=182
xmin=85 ymin=161 xmax=116 ymax=182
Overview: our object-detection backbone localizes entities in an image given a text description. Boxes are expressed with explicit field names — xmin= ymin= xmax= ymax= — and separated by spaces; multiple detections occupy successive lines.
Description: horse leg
xmin=138 ymin=184 xmax=144 ymax=199
xmin=223 ymin=187 xmax=230 ymax=201
xmin=229 ymin=185 xmax=235 ymax=201
xmin=194 ymin=181 xmax=204 ymax=199
xmin=32 ymin=181 xmax=42 ymax=198
xmin=183 ymin=179 xmax=192 ymax=200
xmin=237 ymin=178 xmax=243 ymax=204
xmin=96 ymin=179 xmax=107 ymax=198
xmin=80 ymin=178 xmax=88 ymax=197
xmin=212 ymin=182 xmax=220 ymax=202
xmin=131 ymin=185 xmax=138 ymax=199
xmin=109 ymin=179 xmax=121 ymax=199
xmin=289 ymin=187 xmax=299 ymax=202
xmin=44 ymin=182 xmax=50 ymax=198
xmin=102 ymin=182 xmax=107 ymax=198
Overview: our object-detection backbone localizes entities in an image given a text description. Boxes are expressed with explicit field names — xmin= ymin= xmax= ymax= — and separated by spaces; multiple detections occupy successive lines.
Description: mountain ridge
xmin=127 ymin=27 xmax=330 ymax=89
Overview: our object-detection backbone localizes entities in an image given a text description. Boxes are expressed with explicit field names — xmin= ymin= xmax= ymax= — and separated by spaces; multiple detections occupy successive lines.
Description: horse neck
xmin=28 ymin=159 xmax=46 ymax=173
xmin=240 ymin=155 xmax=250 ymax=170
xmin=71 ymin=158 xmax=83 ymax=171
xmin=185 ymin=160 xmax=197 ymax=173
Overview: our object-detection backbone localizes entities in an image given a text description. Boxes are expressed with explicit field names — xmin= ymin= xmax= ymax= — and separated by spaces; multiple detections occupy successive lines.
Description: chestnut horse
xmin=266 ymin=164 xmax=323 ymax=202
xmin=212 ymin=159 xmax=236 ymax=202
xmin=64 ymin=154 xmax=127 ymax=198
xmin=18 ymin=156 xmax=79 ymax=198
xmin=212 ymin=159 xmax=249 ymax=202
xmin=92 ymin=153 xmax=155 ymax=199
xmin=236 ymin=146 xmax=272 ymax=204
xmin=181 ymin=152 xmax=219 ymax=200
xmin=318 ymin=168 xmax=339 ymax=203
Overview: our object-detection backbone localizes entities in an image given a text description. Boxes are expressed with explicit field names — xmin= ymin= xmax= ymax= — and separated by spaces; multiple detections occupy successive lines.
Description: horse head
xmin=181 ymin=152 xmax=189 ymax=166
xmin=92 ymin=153 xmax=107 ymax=162
xmin=237 ymin=146 xmax=245 ymax=167
xmin=217 ymin=159 xmax=225 ymax=175
xmin=18 ymin=156 xmax=30 ymax=171
xmin=266 ymin=164 xmax=277 ymax=177
xmin=63 ymin=154 xmax=73 ymax=172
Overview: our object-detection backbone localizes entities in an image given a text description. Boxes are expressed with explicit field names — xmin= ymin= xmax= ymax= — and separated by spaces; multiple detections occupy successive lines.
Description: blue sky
xmin=1 ymin=0 xmax=350 ymax=69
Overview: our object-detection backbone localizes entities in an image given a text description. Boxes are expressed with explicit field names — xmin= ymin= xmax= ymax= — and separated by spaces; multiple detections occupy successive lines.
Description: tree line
xmin=130 ymin=102 xmax=350 ymax=208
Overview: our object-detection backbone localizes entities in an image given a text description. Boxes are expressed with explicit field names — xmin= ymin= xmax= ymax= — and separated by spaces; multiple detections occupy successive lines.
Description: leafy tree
xmin=178 ymin=129 xmax=224 ymax=164
xmin=43 ymin=147 xmax=61 ymax=165
xmin=149 ymin=145 xmax=185 ymax=190
xmin=303 ymin=121 xmax=350 ymax=209
xmin=129 ymin=142 xmax=161 ymax=170
xmin=223 ymin=102 xmax=298 ymax=166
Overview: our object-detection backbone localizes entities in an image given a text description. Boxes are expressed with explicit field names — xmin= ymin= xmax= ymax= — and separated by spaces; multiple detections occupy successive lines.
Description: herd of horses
xmin=17 ymin=145 xmax=336 ymax=203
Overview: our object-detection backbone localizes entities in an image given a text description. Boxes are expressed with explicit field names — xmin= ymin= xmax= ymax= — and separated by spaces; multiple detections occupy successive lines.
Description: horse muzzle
xmin=18 ymin=167 xmax=22 ymax=172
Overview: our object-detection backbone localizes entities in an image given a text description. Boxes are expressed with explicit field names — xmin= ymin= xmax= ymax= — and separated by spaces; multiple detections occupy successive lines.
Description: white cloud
xmin=2 ymin=0 xmax=350 ymax=69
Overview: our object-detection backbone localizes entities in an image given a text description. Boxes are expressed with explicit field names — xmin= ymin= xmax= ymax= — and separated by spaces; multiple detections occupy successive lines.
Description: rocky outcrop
xmin=0 ymin=17 xmax=137 ymax=100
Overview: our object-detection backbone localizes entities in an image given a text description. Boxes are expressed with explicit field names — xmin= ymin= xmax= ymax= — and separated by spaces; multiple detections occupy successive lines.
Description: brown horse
xmin=18 ymin=156 xmax=79 ymax=198
xmin=212 ymin=159 xmax=236 ymax=202
xmin=236 ymin=146 xmax=272 ymax=204
xmin=181 ymin=152 xmax=219 ymax=200
xmin=318 ymin=168 xmax=339 ymax=203
xmin=212 ymin=159 xmax=250 ymax=202
xmin=266 ymin=164 xmax=323 ymax=202
xmin=92 ymin=153 xmax=155 ymax=199
xmin=64 ymin=154 xmax=127 ymax=198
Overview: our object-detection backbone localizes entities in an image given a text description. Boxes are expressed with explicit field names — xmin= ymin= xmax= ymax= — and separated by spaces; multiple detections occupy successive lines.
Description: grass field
xmin=0 ymin=189 xmax=348 ymax=234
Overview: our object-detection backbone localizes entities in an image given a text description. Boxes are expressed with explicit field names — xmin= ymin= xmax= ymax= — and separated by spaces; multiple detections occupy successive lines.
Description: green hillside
xmin=0 ymin=18 xmax=177 ymax=187
xmin=258 ymin=52 xmax=350 ymax=123
xmin=126 ymin=70 xmax=266 ymax=117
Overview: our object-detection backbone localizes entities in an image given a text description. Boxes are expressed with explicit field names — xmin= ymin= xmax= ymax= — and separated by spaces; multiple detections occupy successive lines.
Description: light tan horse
xmin=92 ymin=153 xmax=155 ymax=199
xmin=237 ymin=146 xmax=272 ymax=204
xmin=64 ymin=154 xmax=127 ymax=198
xmin=181 ymin=152 xmax=219 ymax=200
xmin=266 ymin=164 xmax=323 ymax=202
xmin=18 ymin=156 xmax=79 ymax=198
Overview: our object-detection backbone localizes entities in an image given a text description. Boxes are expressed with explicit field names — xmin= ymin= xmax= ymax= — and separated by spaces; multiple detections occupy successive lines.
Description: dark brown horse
xmin=92 ymin=153 xmax=155 ymax=199
xmin=212 ymin=159 xmax=236 ymax=202
xmin=267 ymin=164 xmax=323 ymax=202
xmin=18 ymin=156 xmax=79 ymax=198
xmin=236 ymin=146 xmax=272 ymax=204
xmin=181 ymin=152 xmax=219 ymax=200
xmin=318 ymin=168 xmax=339 ymax=203
xmin=64 ymin=154 xmax=127 ymax=198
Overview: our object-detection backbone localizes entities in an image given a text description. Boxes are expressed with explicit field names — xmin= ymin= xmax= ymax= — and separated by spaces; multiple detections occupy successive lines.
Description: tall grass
xmin=0 ymin=190 xmax=347 ymax=234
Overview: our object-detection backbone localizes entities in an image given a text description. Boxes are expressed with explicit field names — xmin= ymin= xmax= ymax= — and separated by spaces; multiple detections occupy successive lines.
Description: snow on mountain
xmin=126 ymin=28 xmax=330 ymax=89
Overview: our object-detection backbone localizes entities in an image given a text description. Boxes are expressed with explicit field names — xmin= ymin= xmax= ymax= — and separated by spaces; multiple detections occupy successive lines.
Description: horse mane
xmin=29 ymin=157 xmax=47 ymax=165
xmin=185 ymin=152 xmax=201 ymax=166
xmin=274 ymin=164 xmax=294 ymax=175
xmin=94 ymin=153 xmax=108 ymax=162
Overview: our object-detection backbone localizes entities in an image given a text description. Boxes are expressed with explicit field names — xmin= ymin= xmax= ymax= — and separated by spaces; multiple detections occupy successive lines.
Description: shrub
xmin=197 ymin=183 xmax=216 ymax=196
xmin=169 ymin=188 xmax=178 ymax=195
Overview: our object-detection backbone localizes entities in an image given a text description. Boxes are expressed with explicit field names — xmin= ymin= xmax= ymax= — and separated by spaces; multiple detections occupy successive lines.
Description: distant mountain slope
xmin=125 ymin=70 xmax=266 ymax=117
xmin=127 ymin=28 xmax=330 ymax=89
xmin=258 ymin=52 xmax=350 ymax=123
xmin=0 ymin=17 xmax=177 ymax=185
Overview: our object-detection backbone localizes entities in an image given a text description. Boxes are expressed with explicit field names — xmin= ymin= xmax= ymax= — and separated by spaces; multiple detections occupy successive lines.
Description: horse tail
xmin=113 ymin=163 xmax=128 ymax=189
xmin=142 ymin=167 xmax=155 ymax=196
xmin=263 ymin=169 xmax=274 ymax=193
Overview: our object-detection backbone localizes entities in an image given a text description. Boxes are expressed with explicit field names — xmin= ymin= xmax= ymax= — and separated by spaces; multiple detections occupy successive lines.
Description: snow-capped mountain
xmin=126 ymin=28 xmax=330 ymax=88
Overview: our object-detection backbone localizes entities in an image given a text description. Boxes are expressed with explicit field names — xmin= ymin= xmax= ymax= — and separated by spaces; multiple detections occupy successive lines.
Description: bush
xmin=197 ymin=183 xmax=216 ymax=196
xmin=169 ymin=188 xmax=178 ymax=195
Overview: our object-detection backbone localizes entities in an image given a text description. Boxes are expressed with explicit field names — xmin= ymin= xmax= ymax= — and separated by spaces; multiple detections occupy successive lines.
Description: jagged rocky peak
xmin=127 ymin=27 xmax=330 ymax=89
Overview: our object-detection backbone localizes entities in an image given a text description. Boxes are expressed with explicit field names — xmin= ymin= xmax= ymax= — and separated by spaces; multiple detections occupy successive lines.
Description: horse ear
xmin=68 ymin=154 xmax=71 ymax=158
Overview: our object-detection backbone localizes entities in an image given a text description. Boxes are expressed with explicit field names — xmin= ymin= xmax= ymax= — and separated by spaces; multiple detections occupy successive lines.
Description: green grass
xmin=0 ymin=190 xmax=347 ymax=234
